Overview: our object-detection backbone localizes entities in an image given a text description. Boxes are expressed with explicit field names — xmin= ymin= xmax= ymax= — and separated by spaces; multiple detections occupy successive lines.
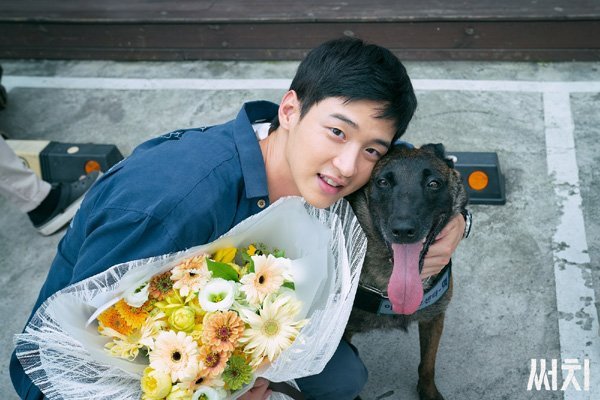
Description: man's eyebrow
xmin=330 ymin=113 xmax=358 ymax=129
xmin=374 ymin=139 xmax=392 ymax=149
xmin=330 ymin=113 xmax=391 ymax=148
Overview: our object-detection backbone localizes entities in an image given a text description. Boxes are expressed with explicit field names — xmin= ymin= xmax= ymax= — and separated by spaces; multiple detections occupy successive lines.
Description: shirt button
xmin=257 ymin=199 xmax=266 ymax=209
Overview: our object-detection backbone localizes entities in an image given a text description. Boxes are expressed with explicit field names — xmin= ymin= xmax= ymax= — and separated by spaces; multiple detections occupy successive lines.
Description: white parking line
xmin=2 ymin=76 xmax=293 ymax=91
xmin=4 ymin=76 xmax=600 ymax=93
xmin=544 ymin=91 xmax=598 ymax=399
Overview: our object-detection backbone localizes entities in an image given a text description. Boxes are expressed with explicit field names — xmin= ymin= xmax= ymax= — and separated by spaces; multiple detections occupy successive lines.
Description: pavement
xmin=1 ymin=58 xmax=599 ymax=400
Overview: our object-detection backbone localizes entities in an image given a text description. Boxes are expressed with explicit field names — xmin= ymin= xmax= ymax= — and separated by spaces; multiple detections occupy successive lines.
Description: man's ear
xmin=278 ymin=90 xmax=301 ymax=130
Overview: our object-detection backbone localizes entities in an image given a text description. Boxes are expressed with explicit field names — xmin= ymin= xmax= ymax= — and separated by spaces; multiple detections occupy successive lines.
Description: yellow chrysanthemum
xmin=98 ymin=306 xmax=134 ymax=336
xmin=115 ymin=299 xmax=149 ymax=329
xmin=155 ymin=290 xmax=199 ymax=318
xmin=188 ymin=324 xmax=204 ymax=342
xmin=105 ymin=339 xmax=139 ymax=361
xmin=202 ymin=311 xmax=245 ymax=352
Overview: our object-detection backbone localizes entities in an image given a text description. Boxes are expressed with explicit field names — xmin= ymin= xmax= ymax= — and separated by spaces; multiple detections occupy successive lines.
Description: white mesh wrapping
xmin=15 ymin=196 xmax=366 ymax=400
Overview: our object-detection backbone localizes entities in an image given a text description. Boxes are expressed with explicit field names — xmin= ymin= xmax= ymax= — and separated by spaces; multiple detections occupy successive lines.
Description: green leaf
xmin=282 ymin=281 xmax=295 ymax=290
xmin=241 ymin=251 xmax=255 ymax=273
xmin=206 ymin=258 xmax=239 ymax=281
xmin=241 ymin=251 xmax=252 ymax=264
xmin=273 ymin=249 xmax=286 ymax=258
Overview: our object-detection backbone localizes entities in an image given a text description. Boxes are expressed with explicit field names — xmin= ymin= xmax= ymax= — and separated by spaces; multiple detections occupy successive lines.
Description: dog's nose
xmin=391 ymin=221 xmax=417 ymax=241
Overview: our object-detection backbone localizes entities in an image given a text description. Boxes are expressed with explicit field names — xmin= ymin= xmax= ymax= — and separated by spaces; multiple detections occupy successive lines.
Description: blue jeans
xmin=296 ymin=339 xmax=368 ymax=400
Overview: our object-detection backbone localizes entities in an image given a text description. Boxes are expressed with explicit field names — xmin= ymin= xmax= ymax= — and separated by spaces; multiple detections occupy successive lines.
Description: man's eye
xmin=330 ymin=128 xmax=345 ymax=139
xmin=366 ymin=148 xmax=382 ymax=158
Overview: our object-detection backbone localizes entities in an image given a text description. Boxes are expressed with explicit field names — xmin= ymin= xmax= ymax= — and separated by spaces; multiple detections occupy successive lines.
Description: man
xmin=11 ymin=37 xmax=466 ymax=400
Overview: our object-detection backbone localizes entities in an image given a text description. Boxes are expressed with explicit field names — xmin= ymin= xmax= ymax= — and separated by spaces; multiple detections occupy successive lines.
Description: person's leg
xmin=0 ymin=136 xmax=100 ymax=235
xmin=296 ymin=339 xmax=368 ymax=400
xmin=0 ymin=137 xmax=51 ymax=212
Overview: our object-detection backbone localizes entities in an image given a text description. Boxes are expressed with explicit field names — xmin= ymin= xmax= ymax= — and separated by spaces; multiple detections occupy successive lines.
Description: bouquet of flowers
xmin=94 ymin=243 xmax=307 ymax=399
xmin=15 ymin=197 xmax=367 ymax=400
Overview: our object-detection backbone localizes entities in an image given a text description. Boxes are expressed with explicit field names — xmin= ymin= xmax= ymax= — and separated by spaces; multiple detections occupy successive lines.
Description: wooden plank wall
xmin=1 ymin=1 xmax=599 ymax=61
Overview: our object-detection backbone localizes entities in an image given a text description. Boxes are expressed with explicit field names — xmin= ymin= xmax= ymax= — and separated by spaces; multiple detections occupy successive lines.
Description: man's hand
xmin=421 ymin=214 xmax=465 ymax=279
xmin=238 ymin=378 xmax=272 ymax=400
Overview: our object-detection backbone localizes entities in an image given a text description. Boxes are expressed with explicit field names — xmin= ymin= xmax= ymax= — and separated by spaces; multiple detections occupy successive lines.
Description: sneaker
xmin=28 ymin=171 xmax=100 ymax=235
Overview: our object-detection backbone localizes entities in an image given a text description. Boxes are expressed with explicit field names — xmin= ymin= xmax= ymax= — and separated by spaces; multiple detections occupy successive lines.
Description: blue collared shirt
xmin=10 ymin=100 xmax=278 ymax=399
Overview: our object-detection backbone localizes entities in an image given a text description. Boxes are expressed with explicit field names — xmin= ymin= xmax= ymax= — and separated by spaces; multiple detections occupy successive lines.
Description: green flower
xmin=168 ymin=306 xmax=196 ymax=332
xmin=222 ymin=355 xmax=253 ymax=391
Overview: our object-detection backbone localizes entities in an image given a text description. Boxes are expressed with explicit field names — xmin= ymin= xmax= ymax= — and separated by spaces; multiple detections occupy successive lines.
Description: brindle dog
xmin=345 ymin=143 xmax=468 ymax=400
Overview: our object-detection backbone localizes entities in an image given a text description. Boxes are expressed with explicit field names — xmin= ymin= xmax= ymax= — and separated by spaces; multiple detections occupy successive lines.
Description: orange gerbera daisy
xmin=202 ymin=311 xmax=245 ymax=352
xmin=97 ymin=306 xmax=134 ymax=336
xmin=114 ymin=299 xmax=149 ymax=329
xmin=197 ymin=346 xmax=230 ymax=378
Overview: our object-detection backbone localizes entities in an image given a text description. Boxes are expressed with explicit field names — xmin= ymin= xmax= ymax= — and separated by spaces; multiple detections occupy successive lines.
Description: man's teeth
xmin=321 ymin=175 xmax=341 ymax=187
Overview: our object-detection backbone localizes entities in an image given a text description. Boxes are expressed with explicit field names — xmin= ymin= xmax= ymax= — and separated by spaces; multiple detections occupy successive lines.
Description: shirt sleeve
xmin=69 ymin=207 xmax=191 ymax=284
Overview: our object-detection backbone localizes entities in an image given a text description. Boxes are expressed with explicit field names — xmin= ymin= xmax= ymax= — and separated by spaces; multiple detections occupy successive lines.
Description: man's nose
xmin=333 ymin=146 xmax=359 ymax=178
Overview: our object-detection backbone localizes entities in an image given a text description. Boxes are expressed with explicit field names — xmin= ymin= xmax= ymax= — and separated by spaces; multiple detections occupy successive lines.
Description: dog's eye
xmin=427 ymin=180 xmax=441 ymax=189
xmin=376 ymin=178 xmax=390 ymax=188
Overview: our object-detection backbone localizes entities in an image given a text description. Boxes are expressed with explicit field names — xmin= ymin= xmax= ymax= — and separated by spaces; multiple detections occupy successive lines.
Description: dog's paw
xmin=417 ymin=382 xmax=445 ymax=400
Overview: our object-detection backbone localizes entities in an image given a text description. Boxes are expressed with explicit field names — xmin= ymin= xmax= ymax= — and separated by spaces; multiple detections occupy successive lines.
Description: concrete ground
xmin=1 ymin=59 xmax=599 ymax=400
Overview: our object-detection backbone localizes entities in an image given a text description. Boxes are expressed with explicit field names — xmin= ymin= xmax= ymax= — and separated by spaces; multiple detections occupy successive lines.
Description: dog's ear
xmin=443 ymin=156 xmax=455 ymax=169
xmin=421 ymin=143 xmax=455 ymax=168
xmin=421 ymin=143 xmax=446 ymax=159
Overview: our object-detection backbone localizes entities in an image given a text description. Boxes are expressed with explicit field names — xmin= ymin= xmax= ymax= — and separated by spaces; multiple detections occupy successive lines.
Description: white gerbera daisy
xmin=171 ymin=255 xmax=212 ymax=297
xmin=239 ymin=254 xmax=291 ymax=305
xmin=150 ymin=330 xmax=200 ymax=383
xmin=238 ymin=293 xmax=307 ymax=365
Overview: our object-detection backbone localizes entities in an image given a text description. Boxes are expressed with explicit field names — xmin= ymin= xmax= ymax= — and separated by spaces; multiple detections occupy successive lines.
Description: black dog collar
xmin=355 ymin=261 xmax=452 ymax=315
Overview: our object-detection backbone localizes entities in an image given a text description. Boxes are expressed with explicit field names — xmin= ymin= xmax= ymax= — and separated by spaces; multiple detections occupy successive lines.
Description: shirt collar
xmin=233 ymin=101 xmax=279 ymax=199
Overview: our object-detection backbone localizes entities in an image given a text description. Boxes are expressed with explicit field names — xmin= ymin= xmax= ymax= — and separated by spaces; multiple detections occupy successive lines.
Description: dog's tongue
xmin=388 ymin=243 xmax=424 ymax=315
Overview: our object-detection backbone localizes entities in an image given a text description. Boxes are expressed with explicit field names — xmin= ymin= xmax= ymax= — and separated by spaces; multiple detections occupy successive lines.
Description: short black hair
xmin=272 ymin=37 xmax=417 ymax=142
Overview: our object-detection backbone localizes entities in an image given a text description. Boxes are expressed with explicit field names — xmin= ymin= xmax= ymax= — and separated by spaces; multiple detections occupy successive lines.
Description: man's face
xmin=285 ymin=96 xmax=397 ymax=208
